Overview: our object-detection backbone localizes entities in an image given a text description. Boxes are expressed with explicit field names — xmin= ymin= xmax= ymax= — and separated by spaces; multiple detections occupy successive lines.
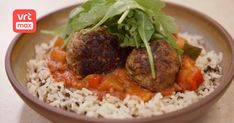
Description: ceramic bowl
xmin=5 ymin=2 xmax=234 ymax=123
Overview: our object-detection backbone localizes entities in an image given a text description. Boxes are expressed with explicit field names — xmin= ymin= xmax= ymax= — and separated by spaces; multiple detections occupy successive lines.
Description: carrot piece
xmin=85 ymin=74 xmax=103 ymax=89
xmin=53 ymin=36 xmax=64 ymax=48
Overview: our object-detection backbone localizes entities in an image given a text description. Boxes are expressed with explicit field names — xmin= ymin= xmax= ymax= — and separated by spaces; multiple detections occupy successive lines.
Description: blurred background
xmin=0 ymin=0 xmax=233 ymax=123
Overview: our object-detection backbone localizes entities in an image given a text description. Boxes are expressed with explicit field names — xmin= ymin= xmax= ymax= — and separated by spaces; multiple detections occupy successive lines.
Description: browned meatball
xmin=66 ymin=27 xmax=125 ymax=77
xmin=126 ymin=40 xmax=180 ymax=92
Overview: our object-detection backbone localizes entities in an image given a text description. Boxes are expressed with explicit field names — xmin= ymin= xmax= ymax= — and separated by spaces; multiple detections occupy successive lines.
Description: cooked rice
xmin=26 ymin=34 xmax=223 ymax=118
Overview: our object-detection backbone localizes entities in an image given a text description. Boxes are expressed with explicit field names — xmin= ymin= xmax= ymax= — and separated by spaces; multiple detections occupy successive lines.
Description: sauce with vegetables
xmin=47 ymin=36 xmax=204 ymax=101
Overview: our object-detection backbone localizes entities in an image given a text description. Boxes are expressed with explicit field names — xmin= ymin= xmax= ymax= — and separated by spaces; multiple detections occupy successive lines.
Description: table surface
xmin=1 ymin=0 xmax=234 ymax=123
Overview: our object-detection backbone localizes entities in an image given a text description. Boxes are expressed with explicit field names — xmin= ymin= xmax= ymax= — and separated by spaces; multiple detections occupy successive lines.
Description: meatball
xmin=126 ymin=40 xmax=180 ymax=92
xmin=66 ymin=27 xmax=125 ymax=77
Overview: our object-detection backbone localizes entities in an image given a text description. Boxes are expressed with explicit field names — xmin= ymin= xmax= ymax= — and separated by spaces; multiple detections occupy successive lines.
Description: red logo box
xmin=13 ymin=9 xmax=36 ymax=33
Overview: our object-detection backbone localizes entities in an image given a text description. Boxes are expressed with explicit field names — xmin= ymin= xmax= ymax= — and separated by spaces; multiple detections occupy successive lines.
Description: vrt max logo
xmin=13 ymin=9 xmax=36 ymax=33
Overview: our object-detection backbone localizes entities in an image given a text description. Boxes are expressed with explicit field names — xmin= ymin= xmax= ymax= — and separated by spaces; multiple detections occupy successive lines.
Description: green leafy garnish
xmin=45 ymin=0 xmax=183 ymax=79
xmin=135 ymin=10 xmax=155 ymax=78
xmin=92 ymin=0 xmax=144 ymax=29
xmin=135 ymin=0 xmax=165 ymax=13
xmin=71 ymin=0 xmax=113 ymax=31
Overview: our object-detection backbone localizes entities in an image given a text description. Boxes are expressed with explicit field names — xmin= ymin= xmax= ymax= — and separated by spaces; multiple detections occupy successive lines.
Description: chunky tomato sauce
xmin=47 ymin=37 xmax=204 ymax=101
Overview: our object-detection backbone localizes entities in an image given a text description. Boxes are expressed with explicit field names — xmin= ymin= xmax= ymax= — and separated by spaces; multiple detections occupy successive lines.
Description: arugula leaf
xmin=106 ymin=10 xmax=142 ymax=48
xmin=62 ymin=0 xmax=92 ymax=38
xmin=63 ymin=22 xmax=73 ymax=38
xmin=133 ymin=0 xmax=180 ymax=54
xmin=62 ymin=0 xmax=115 ymax=38
xmin=69 ymin=6 xmax=84 ymax=19
xmin=153 ymin=13 xmax=183 ymax=54
xmin=135 ymin=10 xmax=156 ymax=78
xmin=155 ymin=13 xmax=176 ymax=33
xmin=135 ymin=0 xmax=165 ymax=13
xmin=92 ymin=0 xmax=144 ymax=29
xmin=71 ymin=0 xmax=113 ymax=31
xmin=118 ymin=9 xmax=130 ymax=24
xmin=135 ymin=10 xmax=155 ymax=44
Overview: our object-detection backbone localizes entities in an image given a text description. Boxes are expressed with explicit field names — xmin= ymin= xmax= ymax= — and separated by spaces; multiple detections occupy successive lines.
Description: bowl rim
xmin=5 ymin=2 xmax=234 ymax=123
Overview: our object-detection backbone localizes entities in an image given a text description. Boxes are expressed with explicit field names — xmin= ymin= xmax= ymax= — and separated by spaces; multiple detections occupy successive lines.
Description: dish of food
xmin=26 ymin=0 xmax=222 ymax=118
xmin=6 ymin=0 xmax=234 ymax=123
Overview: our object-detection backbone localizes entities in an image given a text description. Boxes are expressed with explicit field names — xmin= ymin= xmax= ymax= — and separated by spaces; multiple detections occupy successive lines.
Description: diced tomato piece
xmin=177 ymin=56 xmax=204 ymax=90
xmin=85 ymin=74 xmax=103 ymax=89
xmin=193 ymin=68 xmax=204 ymax=86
